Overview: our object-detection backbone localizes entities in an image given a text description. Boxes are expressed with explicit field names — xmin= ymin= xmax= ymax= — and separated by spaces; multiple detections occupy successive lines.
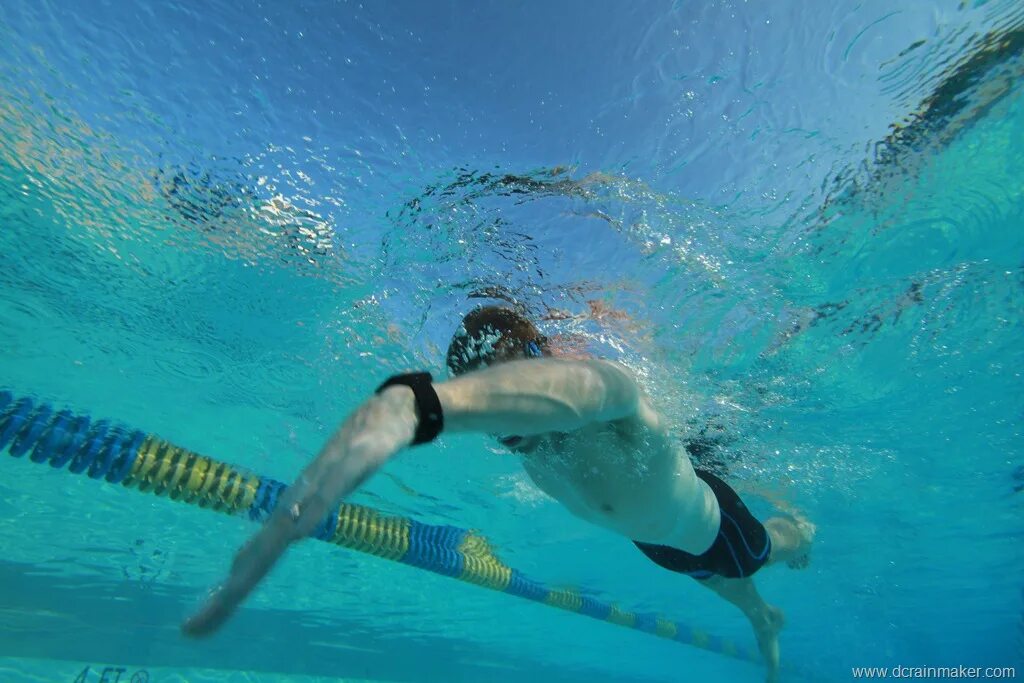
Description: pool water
xmin=0 ymin=1 xmax=1021 ymax=682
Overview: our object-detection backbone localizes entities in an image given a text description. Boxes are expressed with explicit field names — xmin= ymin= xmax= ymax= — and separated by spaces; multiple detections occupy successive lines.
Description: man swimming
xmin=182 ymin=305 xmax=813 ymax=680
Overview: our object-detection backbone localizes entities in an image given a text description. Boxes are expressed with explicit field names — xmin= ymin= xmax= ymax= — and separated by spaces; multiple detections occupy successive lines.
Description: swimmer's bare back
xmin=182 ymin=358 xmax=681 ymax=636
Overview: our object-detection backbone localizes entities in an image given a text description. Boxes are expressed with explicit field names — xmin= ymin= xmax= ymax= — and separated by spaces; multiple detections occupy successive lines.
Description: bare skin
xmin=182 ymin=356 xmax=812 ymax=681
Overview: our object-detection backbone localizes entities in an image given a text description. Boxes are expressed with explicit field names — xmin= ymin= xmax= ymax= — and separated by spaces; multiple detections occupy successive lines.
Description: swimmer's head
xmin=446 ymin=306 xmax=548 ymax=376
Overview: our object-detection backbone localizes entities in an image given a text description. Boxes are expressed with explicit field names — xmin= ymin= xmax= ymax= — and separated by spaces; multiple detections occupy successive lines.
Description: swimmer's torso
xmin=506 ymin=394 xmax=719 ymax=551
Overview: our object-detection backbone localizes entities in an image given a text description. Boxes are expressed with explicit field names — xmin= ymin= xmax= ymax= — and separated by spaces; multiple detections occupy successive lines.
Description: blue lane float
xmin=0 ymin=389 xmax=758 ymax=663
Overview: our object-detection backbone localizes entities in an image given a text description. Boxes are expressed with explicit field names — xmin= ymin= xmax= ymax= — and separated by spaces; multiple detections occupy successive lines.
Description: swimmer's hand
xmin=181 ymin=386 xmax=418 ymax=637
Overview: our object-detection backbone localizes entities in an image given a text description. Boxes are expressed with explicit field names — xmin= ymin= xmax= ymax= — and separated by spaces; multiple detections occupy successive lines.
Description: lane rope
xmin=0 ymin=390 xmax=757 ymax=662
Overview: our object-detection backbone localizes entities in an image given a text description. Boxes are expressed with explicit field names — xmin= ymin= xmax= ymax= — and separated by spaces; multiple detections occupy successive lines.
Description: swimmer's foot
xmin=765 ymin=513 xmax=816 ymax=569
xmin=749 ymin=604 xmax=784 ymax=683
xmin=786 ymin=514 xmax=816 ymax=569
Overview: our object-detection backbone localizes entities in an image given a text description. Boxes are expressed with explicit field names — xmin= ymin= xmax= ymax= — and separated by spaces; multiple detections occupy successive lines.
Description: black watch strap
xmin=375 ymin=372 xmax=444 ymax=445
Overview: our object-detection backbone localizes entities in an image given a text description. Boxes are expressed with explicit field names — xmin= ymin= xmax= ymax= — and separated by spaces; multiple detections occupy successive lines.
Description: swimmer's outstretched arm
xmin=182 ymin=358 xmax=641 ymax=637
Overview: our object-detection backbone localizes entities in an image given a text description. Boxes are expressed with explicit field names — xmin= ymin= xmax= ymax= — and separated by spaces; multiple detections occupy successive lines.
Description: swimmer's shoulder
xmin=585 ymin=358 xmax=665 ymax=432
xmin=543 ymin=356 xmax=666 ymax=434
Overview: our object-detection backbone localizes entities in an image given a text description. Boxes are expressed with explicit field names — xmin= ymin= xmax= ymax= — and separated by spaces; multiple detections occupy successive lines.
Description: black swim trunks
xmin=633 ymin=469 xmax=771 ymax=580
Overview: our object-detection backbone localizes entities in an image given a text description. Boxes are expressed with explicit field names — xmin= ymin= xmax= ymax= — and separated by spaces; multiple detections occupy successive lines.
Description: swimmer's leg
xmin=698 ymin=576 xmax=783 ymax=683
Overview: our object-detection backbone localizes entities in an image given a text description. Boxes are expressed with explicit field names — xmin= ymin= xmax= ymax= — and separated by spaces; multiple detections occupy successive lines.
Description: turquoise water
xmin=0 ymin=1 xmax=1022 ymax=681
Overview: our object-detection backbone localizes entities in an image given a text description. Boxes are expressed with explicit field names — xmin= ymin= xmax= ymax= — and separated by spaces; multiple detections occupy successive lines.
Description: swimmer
xmin=183 ymin=305 xmax=814 ymax=681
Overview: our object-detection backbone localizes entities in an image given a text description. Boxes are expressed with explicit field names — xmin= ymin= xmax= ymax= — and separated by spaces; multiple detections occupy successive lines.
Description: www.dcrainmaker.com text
xmin=851 ymin=666 xmax=1016 ymax=679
